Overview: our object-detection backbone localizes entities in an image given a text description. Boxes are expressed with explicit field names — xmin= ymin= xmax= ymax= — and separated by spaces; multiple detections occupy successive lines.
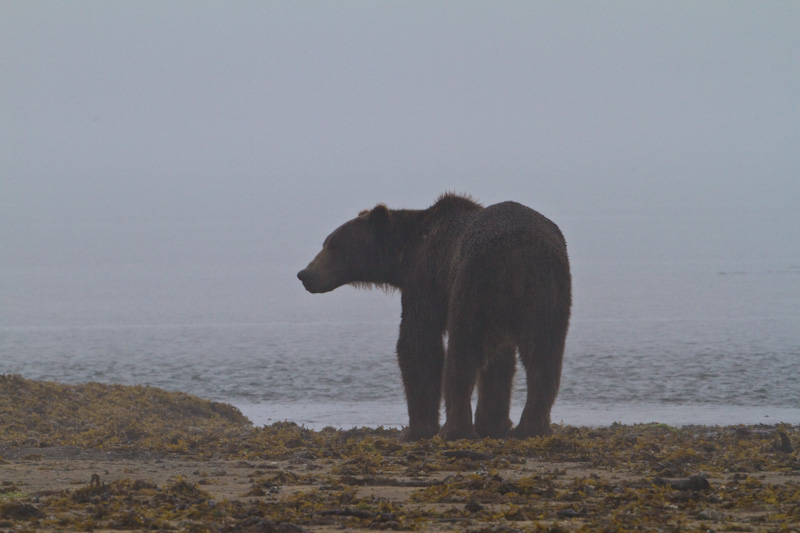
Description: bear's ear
xmin=367 ymin=204 xmax=390 ymax=226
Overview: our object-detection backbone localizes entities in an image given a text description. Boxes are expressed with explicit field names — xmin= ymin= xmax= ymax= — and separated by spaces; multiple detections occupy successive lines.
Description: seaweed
xmin=1 ymin=375 xmax=798 ymax=531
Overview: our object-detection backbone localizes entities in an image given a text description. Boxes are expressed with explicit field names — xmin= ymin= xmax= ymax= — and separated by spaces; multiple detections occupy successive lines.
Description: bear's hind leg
xmin=474 ymin=345 xmax=516 ymax=438
xmin=439 ymin=328 xmax=485 ymax=441
xmin=511 ymin=336 xmax=564 ymax=439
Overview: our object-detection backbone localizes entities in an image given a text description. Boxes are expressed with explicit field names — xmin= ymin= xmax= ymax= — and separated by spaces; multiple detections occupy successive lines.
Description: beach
xmin=1 ymin=375 xmax=799 ymax=531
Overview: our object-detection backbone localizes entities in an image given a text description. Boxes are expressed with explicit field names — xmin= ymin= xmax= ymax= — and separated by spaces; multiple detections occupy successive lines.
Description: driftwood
xmin=653 ymin=474 xmax=711 ymax=491
xmin=318 ymin=508 xmax=377 ymax=519
xmin=441 ymin=450 xmax=493 ymax=460
xmin=339 ymin=475 xmax=443 ymax=487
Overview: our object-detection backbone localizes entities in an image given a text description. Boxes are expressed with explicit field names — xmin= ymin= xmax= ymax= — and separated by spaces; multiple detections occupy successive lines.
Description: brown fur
xmin=298 ymin=193 xmax=571 ymax=441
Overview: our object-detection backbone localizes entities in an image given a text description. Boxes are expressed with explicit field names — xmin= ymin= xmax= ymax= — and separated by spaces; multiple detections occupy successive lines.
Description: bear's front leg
xmin=396 ymin=315 xmax=444 ymax=441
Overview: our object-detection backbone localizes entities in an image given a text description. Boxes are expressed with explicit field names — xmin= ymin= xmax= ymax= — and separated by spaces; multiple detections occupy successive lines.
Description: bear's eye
xmin=326 ymin=235 xmax=343 ymax=252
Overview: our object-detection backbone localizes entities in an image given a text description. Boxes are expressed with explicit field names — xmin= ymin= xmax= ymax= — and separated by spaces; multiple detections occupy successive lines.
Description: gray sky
xmin=2 ymin=1 xmax=799 ymax=274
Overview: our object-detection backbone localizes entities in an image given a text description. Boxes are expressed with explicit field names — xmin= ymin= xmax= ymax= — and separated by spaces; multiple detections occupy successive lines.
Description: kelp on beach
xmin=0 ymin=374 xmax=249 ymax=455
xmin=1 ymin=375 xmax=798 ymax=531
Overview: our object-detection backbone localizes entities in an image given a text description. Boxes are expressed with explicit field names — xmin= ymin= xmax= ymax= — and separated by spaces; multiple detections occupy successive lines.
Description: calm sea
xmin=2 ymin=211 xmax=799 ymax=428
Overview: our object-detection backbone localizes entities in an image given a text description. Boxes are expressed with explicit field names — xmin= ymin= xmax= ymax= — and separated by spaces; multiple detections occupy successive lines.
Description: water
xmin=2 ymin=212 xmax=799 ymax=429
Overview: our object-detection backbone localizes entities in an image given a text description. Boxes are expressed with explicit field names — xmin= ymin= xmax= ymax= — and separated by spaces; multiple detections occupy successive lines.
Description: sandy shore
xmin=1 ymin=375 xmax=798 ymax=531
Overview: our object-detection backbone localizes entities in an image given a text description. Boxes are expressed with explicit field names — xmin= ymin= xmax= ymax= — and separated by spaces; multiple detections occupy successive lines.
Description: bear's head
xmin=297 ymin=205 xmax=393 ymax=293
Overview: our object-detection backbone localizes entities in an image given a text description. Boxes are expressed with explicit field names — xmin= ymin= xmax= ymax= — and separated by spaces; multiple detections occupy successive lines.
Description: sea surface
xmin=2 ymin=211 xmax=799 ymax=429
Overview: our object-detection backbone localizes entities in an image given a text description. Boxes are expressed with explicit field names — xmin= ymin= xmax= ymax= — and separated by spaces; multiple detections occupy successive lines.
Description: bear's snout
xmin=297 ymin=267 xmax=333 ymax=293
xmin=297 ymin=268 xmax=315 ymax=292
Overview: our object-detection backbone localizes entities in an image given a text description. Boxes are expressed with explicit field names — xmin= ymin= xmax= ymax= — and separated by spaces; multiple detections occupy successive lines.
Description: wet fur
xmin=298 ymin=194 xmax=572 ymax=441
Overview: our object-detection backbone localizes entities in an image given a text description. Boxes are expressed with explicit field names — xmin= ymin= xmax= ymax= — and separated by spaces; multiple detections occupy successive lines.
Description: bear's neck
xmin=375 ymin=208 xmax=426 ymax=289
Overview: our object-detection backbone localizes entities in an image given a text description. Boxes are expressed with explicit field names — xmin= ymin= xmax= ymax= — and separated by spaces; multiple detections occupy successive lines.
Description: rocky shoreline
xmin=1 ymin=375 xmax=798 ymax=531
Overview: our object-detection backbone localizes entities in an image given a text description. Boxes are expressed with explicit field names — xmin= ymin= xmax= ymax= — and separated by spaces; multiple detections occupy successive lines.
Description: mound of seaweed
xmin=1 ymin=376 xmax=799 ymax=530
xmin=0 ymin=375 xmax=251 ymax=454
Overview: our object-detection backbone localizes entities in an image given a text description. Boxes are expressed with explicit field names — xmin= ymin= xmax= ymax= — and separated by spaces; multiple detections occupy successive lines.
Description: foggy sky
xmin=2 ymin=1 xmax=799 ymax=280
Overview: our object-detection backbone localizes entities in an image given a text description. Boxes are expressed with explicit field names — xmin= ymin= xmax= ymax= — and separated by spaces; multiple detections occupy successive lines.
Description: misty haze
xmin=1 ymin=2 xmax=798 ymax=427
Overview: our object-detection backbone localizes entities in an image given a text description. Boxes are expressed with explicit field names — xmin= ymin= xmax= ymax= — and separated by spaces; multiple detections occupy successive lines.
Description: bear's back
xmin=457 ymin=201 xmax=566 ymax=256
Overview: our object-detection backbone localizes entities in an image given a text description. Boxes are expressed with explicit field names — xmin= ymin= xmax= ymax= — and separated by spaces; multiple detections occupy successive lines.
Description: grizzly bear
xmin=297 ymin=194 xmax=571 ymax=441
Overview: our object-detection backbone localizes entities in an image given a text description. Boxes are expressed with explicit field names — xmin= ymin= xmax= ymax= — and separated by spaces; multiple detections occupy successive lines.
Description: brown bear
xmin=297 ymin=193 xmax=571 ymax=441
